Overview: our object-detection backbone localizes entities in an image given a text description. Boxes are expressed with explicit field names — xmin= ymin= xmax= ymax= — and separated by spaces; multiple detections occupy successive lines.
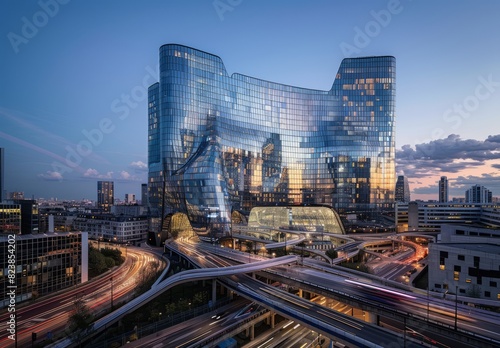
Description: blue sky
xmin=1 ymin=0 xmax=500 ymax=201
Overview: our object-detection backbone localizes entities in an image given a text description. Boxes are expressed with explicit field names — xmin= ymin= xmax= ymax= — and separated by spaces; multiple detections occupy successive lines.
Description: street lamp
xmin=427 ymin=286 xmax=430 ymax=321
xmin=454 ymin=285 xmax=458 ymax=330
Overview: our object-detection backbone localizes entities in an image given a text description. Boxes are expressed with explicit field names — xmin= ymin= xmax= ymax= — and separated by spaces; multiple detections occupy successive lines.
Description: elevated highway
xmin=51 ymin=241 xmax=500 ymax=348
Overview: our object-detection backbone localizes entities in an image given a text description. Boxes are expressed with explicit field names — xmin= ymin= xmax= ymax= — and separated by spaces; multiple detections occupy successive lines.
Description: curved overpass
xmin=49 ymin=255 xmax=298 ymax=348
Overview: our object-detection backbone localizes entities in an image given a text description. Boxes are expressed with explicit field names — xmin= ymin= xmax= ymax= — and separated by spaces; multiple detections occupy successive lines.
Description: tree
xmin=88 ymin=247 xmax=107 ymax=277
xmin=104 ymin=257 xmax=116 ymax=269
xmin=66 ymin=298 xmax=94 ymax=346
xmin=101 ymin=247 xmax=124 ymax=264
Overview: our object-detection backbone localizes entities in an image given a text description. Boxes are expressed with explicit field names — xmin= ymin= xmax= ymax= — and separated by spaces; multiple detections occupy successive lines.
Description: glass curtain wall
xmin=148 ymin=44 xmax=395 ymax=240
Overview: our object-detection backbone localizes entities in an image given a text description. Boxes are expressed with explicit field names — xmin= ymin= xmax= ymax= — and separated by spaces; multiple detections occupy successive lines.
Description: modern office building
xmin=148 ymin=44 xmax=396 ymax=241
xmin=0 ymin=147 xmax=4 ymax=203
xmin=428 ymin=224 xmax=500 ymax=301
xmin=439 ymin=176 xmax=448 ymax=203
xmin=395 ymin=175 xmax=410 ymax=203
xmin=396 ymin=202 xmax=500 ymax=232
xmin=394 ymin=202 xmax=409 ymax=232
xmin=465 ymin=185 xmax=492 ymax=203
xmin=0 ymin=232 xmax=88 ymax=308
xmin=97 ymin=181 xmax=114 ymax=212
xmin=0 ymin=203 xmax=21 ymax=234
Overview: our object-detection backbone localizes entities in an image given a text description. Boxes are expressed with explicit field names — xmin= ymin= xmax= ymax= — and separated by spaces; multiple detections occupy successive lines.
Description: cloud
xmin=120 ymin=171 xmax=131 ymax=180
xmin=82 ymin=168 xmax=113 ymax=179
xmin=38 ymin=171 xmax=63 ymax=181
xmin=111 ymin=170 xmax=144 ymax=183
xmin=130 ymin=160 xmax=147 ymax=171
xmin=79 ymin=168 xmax=145 ymax=182
xmin=396 ymin=134 xmax=500 ymax=178
xmin=452 ymin=173 xmax=500 ymax=191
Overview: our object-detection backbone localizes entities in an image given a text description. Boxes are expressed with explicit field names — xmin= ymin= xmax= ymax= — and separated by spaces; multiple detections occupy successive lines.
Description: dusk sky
xmin=1 ymin=0 xmax=500 ymax=202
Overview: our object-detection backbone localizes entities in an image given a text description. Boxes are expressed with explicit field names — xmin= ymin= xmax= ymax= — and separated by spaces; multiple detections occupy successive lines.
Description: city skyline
xmin=1 ymin=0 xmax=500 ymax=201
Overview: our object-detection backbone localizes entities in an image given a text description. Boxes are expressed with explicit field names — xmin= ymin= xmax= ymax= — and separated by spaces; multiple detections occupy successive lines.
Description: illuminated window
xmin=453 ymin=271 xmax=459 ymax=281
xmin=466 ymin=278 xmax=471 ymax=283
xmin=439 ymin=265 xmax=445 ymax=270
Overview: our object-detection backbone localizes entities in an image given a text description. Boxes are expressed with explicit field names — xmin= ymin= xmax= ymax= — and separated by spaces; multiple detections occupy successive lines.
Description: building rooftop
xmin=0 ymin=231 xmax=84 ymax=242
xmin=439 ymin=243 xmax=500 ymax=254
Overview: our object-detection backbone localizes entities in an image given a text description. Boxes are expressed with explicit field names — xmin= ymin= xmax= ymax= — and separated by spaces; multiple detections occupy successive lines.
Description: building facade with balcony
xmin=73 ymin=214 xmax=148 ymax=244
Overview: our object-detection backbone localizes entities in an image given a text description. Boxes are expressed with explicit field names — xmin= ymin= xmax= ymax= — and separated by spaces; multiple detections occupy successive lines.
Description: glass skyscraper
xmin=148 ymin=44 xmax=395 ymax=239
xmin=395 ymin=175 xmax=410 ymax=203
xmin=0 ymin=147 xmax=4 ymax=203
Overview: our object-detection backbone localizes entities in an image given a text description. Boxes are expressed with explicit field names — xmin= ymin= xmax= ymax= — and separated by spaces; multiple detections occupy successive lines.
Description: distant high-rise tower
xmin=97 ymin=181 xmax=114 ymax=212
xmin=465 ymin=185 xmax=492 ymax=203
xmin=395 ymin=175 xmax=411 ymax=203
xmin=125 ymin=193 xmax=135 ymax=204
xmin=0 ymin=148 xmax=4 ymax=203
xmin=438 ymin=176 xmax=448 ymax=202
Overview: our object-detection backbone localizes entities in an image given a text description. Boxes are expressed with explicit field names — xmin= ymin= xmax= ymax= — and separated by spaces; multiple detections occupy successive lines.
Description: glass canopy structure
xmin=148 ymin=44 xmax=395 ymax=241
xmin=248 ymin=206 xmax=345 ymax=234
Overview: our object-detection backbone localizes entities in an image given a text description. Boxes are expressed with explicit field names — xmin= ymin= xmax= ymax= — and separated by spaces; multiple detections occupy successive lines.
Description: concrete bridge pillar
xmin=298 ymin=288 xmax=303 ymax=298
xmin=270 ymin=312 xmax=275 ymax=328
xmin=212 ymin=280 xmax=217 ymax=304
xmin=245 ymin=325 xmax=255 ymax=340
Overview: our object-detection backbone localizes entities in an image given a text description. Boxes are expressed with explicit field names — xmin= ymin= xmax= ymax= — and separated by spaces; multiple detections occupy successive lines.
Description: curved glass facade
xmin=148 ymin=44 xmax=395 ymax=239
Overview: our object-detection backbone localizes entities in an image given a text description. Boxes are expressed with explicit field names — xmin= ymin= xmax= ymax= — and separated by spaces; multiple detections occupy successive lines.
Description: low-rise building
xmin=0 ymin=200 xmax=39 ymax=234
xmin=0 ymin=203 xmax=21 ymax=234
xmin=396 ymin=202 xmax=500 ymax=232
xmin=73 ymin=213 xmax=148 ymax=244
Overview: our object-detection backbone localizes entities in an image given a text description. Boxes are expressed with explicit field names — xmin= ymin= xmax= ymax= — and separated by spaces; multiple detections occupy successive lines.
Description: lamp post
xmin=427 ymin=286 xmax=430 ymax=321
xmin=454 ymin=285 xmax=458 ymax=330
xmin=284 ymin=232 xmax=287 ymax=255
